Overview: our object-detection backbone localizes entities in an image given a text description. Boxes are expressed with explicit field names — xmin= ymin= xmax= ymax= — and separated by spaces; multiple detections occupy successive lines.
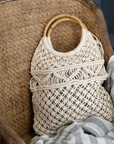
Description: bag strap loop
xmin=43 ymin=14 xmax=88 ymax=37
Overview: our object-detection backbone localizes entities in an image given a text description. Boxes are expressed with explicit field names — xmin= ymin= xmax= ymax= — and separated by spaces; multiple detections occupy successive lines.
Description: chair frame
xmin=0 ymin=0 xmax=113 ymax=143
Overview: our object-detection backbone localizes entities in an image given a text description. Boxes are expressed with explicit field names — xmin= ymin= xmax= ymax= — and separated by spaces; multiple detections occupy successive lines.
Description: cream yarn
xmin=30 ymin=29 xmax=114 ymax=135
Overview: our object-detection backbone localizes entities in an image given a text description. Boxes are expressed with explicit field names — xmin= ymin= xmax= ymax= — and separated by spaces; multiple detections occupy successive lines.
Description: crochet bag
xmin=30 ymin=14 xmax=114 ymax=135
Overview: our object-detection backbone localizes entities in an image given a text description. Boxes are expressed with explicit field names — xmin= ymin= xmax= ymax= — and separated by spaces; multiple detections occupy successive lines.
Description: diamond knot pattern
xmin=30 ymin=30 xmax=114 ymax=135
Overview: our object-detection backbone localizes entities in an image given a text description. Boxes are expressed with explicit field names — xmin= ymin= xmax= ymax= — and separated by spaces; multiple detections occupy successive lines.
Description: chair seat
xmin=0 ymin=0 xmax=114 ymax=143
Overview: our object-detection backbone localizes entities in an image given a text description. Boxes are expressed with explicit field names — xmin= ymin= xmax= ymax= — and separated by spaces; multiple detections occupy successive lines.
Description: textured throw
xmin=104 ymin=55 xmax=114 ymax=103
xmin=30 ymin=29 xmax=114 ymax=135
xmin=30 ymin=55 xmax=114 ymax=144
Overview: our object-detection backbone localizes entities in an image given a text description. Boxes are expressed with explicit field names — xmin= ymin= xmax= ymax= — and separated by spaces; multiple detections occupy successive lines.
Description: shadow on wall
xmin=93 ymin=0 xmax=114 ymax=50
xmin=93 ymin=0 xmax=101 ymax=7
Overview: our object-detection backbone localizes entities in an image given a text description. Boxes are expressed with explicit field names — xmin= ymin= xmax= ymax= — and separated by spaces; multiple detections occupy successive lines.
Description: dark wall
xmin=93 ymin=0 xmax=114 ymax=49
xmin=93 ymin=0 xmax=101 ymax=7
xmin=101 ymin=0 xmax=114 ymax=34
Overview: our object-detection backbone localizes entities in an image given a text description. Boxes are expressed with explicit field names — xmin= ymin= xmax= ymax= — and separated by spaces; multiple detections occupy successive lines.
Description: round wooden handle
xmin=43 ymin=14 xmax=87 ymax=37
xmin=47 ymin=17 xmax=87 ymax=37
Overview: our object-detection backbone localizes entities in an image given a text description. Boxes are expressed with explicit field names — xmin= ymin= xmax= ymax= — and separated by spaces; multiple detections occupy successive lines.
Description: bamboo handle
xmin=43 ymin=14 xmax=87 ymax=37
xmin=47 ymin=17 xmax=86 ymax=37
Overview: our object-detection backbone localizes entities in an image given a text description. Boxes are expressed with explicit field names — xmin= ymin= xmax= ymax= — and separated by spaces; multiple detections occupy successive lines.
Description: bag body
xmin=30 ymin=29 xmax=114 ymax=135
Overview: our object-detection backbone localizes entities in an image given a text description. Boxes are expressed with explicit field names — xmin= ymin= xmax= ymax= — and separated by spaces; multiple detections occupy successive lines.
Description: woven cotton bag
xmin=30 ymin=14 xmax=114 ymax=135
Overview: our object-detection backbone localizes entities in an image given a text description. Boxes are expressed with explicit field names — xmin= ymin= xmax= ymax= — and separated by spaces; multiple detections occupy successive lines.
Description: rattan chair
xmin=0 ymin=0 xmax=114 ymax=143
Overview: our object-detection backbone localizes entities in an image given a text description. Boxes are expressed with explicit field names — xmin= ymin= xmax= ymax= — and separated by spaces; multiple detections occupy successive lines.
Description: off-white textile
xmin=30 ymin=29 xmax=114 ymax=135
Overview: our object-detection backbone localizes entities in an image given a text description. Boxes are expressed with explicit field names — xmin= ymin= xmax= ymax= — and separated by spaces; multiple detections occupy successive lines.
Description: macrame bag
xmin=30 ymin=14 xmax=114 ymax=135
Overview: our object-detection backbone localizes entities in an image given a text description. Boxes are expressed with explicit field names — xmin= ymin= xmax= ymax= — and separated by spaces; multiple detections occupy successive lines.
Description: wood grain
xmin=0 ymin=115 xmax=25 ymax=144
